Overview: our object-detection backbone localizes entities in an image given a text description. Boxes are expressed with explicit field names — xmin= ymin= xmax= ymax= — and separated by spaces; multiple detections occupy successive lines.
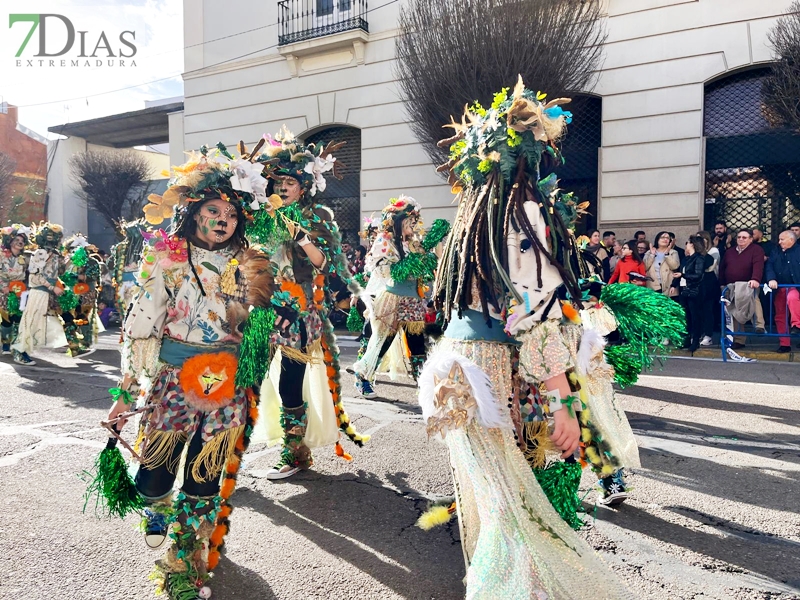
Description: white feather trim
xmin=576 ymin=328 xmax=606 ymax=376
xmin=418 ymin=350 xmax=509 ymax=431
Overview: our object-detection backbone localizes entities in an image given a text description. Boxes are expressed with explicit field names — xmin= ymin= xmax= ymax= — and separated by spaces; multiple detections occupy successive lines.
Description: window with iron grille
xmin=704 ymin=67 xmax=800 ymax=239
xmin=555 ymin=95 xmax=601 ymax=232
xmin=303 ymin=126 xmax=362 ymax=245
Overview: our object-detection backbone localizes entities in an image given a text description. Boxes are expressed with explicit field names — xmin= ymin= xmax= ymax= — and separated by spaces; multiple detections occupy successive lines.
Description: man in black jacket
xmin=766 ymin=230 xmax=800 ymax=352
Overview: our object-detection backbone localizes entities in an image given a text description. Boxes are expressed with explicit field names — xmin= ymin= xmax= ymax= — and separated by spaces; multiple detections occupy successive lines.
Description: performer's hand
xmin=107 ymin=399 xmax=130 ymax=430
xmin=53 ymin=286 xmax=64 ymax=297
xmin=550 ymin=410 xmax=580 ymax=458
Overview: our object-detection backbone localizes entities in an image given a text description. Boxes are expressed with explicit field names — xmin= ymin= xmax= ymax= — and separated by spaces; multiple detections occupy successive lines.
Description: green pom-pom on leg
xmin=235 ymin=306 xmax=277 ymax=388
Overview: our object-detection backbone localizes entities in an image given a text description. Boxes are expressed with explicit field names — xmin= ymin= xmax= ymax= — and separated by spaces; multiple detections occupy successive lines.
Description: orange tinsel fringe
xmin=206 ymin=387 xmax=259 ymax=572
xmin=279 ymin=280 xmax=308 ymax=312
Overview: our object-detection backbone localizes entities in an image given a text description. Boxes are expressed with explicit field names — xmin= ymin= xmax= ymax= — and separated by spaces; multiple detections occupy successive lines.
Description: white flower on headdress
xmin=70 ymin=235 xmax=89 ymax=248
xmin=228 ymin=158 xmax=268 ymax=210
xmin=15 ymin=225 xmax=33 ymax=239
xmin=303 ymin=151 xmax=336 ymax=196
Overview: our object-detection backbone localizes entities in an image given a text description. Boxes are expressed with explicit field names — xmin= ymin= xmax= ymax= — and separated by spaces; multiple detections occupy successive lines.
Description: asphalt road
xmin=0 ymin=332 xmax=798 ymax=600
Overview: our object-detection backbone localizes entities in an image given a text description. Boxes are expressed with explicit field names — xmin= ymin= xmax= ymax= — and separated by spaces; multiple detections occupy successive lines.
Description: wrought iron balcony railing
xmin=278 ymin=0 xmax=368 ymax=46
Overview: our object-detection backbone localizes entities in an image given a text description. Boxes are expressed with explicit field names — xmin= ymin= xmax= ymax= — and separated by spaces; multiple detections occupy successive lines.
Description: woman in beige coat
xmin=644 ymin=231 xmax=680 ymax=295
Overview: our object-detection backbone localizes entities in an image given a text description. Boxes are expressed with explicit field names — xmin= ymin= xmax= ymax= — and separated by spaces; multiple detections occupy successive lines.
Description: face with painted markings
xmin=193 ymin=198 xmax=238 ymax=246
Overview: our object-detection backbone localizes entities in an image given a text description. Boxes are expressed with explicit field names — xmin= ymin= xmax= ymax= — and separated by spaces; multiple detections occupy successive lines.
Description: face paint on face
xmin=10 ymin=236 xmax=25 ymax=255
xmin=193 ymin=198 xmax=238 ymax=247
xmin=275 ymin=176 xmax=303 ymax=206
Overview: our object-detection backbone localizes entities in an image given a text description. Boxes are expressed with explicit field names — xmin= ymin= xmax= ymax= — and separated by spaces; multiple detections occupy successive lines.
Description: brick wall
xmin=0 ymin=104 xmax=47 ymax=225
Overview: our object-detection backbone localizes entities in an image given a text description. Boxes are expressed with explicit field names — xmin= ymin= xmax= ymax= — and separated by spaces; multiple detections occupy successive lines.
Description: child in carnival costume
xmin=99 ymin=144 xmax=283 ymax=600
xmin=245 ymin=128 xmax=369 ymax=480
xmin=417 ymin=77 xmax=683 ymax=599
xmin=61 ymin=234 xmax=105 ymax=357
xmin=0 ymin=225 xmax=32 ymax=354
xmin=351 ymin=197 xmax=450 ymax=398
xmin=12 ymin=222 xmax=69 ymax=366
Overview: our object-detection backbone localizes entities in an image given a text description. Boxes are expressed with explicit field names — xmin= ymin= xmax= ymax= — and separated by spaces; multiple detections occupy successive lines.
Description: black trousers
xmin=135 ymin=414 xmax=225 ymax=501
xmin=682 ymin=294 xmax=703 ymax=348
xmin=278 ymin=321 xmax=309 ymax=410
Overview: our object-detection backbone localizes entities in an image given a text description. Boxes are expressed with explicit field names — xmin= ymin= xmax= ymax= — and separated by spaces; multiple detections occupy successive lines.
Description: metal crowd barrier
xmin=720 ymin=283 xmax=800 ymax=362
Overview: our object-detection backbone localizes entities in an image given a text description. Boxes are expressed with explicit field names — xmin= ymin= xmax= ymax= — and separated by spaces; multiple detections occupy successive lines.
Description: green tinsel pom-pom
xmin=7 ymin=293 xmax=21 ymax=317
xmin=246 ymin=203 xmax=306 ymax=246
xmin=391 ymin=251 xmax=438 ymax=283
xmin=600 ymin=283 xmax=686 ymax=380
xmin=603 ymin=344 xmax=643 ymax=388
xmin=82 ymin=443 xmax=144 ymax=519
xmin=346 ymin=306 xmax=365 ymax=332
xmin=533 ymin=461 xmax=584 ymax=530
xmin=422 ymin=219 xmax=451 ymax=251
xmin=58 ymin=289 xmax=80 ymax=312
xmin=72 ymin=246 xmax=88 ymax=267
xmin=236 ymin=306 xmax=277 ymax=388
xmin=60 ymin=272 xmax=78 ymax=287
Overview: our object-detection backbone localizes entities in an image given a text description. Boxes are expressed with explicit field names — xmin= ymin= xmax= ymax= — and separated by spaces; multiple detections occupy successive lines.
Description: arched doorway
xmin=303 ymin=125 xmax=362 ymax=244
xmin=703 ymin=67 xmax=800 ymax=238
xmin=555 ymin=95 xmax=602 ymax=233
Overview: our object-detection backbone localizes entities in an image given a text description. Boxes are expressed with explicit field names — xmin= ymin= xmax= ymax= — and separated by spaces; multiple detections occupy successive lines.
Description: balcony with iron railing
xmin=278 ymin=0 xmax=369 ymax=46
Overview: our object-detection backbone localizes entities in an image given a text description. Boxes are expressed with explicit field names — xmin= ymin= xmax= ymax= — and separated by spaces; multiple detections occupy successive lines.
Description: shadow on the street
xmin=627 ymin=410 xmax=800 ymax=465
xmin=624 ymin=384 xmax=800 ymax=430
xmin=235 ymin=469 xmax=464 ymax=600
xmin=638 ymin=446 xmax=800 ymax=515
xmin=599 ymin=503 xmax=800 ymax=590
xmin=213 ymin=555 xmax=277 ymax=600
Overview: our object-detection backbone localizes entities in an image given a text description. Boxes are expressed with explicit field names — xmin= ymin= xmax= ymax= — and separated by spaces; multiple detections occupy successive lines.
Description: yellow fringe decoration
xmin=402 ymin=320 xmax=426 ymax=336
xmin=522 ymin=421 xmax=553 ymax=469
xmin=277 ymin=340 xmax=323 ymax=365
xmin=139 ymin=430 xmax=187 ymax=474
xmin=190 ymin=425 xmax=244 ymax=483
xmin=416 ymin=503 xmax=457 ymax=530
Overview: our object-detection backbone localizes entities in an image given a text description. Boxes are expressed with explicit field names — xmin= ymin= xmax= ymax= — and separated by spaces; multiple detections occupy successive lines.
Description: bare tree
xmin=762 ymin=2 xmax=800 ymax=129
xmin=70 ymin=150 xmax=153 ymax=233
xmin=395 ymin=0 xmax=607 ymax=164
xmin=0 ymin=151 xmax=16 ymax=207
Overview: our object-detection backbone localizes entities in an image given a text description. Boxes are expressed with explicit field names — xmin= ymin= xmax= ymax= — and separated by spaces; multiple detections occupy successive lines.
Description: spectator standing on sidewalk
xmin=608 ymin=241 xmax=646 ymax=284
xmin=672 ymin=236 xmax=712 ymax=353
xmin=634 ymin=230 xmax=647 ymax=243
xmin=607 ymin=240 xmax=623 ymax=275
xmin=586 ymin=229 xmax=610 ymax=281
xmin=719 ymin=228 xmax=766 ymax=349
xmin=713 ymin=221 xmax=733 ymax=261
xmin=644 ymin=231 xmax=680 ymax=296
xmin=765 ymin=230 xmax=800 ymax=353
xmin=696 ymin=231 xmax=719 ymax=347
xmin=637 ymin=239 xmax=650 ymax=257
xmin=753 ymin=226 xmax=776 ymax=260
xmin=791 ymin=222 xmax=800 ymax=238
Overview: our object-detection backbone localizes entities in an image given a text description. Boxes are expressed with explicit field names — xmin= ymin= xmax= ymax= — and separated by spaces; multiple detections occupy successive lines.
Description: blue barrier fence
xmin=720 ymin=283 xmax=800 ymax=362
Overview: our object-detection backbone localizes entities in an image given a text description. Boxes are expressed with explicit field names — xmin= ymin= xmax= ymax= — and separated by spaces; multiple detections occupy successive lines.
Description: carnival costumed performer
xmin=416 ymin=77 xmax=643 ymax=599
xmin=0 ymin=225 xmax=32 ymax=355
xmin=110 ymin=219 xmax=148 ymax=320
xmin=350 ymin=198 xmax=449 ymax=398
xmin=95 ymin=145 xmax=281 ymax=600
xmin=61 ymin=234 xmax=105 ymax=357
xmin=244 ymin=128 xmax=369 ymax=480
xmin=12 ymin=222 xmax=69 ymax=366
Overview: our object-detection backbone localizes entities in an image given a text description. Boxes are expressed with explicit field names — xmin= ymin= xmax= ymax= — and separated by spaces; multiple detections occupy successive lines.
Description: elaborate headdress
xmin=260 ymin=126 xmax=345 ymax=199
xmin=379 ymin=195 xmax=422 ymax=232
xmin=1 ymin=224 xmax=32 ymax=249
xmin=34 ymin=222 xmax=64 ymax=249
xmin=434 ymin=76 xmax=591 ymax=322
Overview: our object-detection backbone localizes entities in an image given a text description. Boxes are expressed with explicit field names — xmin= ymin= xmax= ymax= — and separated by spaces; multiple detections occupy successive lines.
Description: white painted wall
xmin=180 ymin=0 xmax=788 ymax=238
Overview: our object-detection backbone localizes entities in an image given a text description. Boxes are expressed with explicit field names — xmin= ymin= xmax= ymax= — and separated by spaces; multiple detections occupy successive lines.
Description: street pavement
xmin=0 ymin=331 xmax=799 ymax=600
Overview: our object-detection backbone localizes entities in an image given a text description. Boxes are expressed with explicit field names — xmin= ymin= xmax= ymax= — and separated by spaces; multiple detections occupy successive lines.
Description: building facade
xmin=175 ymin=0 xmax=794 ymax=243
xmin=0 ymin=103 xmax=47 ymax=226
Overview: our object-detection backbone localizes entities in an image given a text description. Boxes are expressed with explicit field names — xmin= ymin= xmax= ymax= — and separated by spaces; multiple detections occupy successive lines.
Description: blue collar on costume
xmin=444 ymin=309 xmax=518 ymax=344
xmin=159 ymin=338 xmax=239 ymax=367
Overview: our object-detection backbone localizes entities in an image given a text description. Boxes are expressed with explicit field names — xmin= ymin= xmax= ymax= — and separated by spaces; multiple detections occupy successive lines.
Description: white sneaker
xmin=265 ymin=465 xmax=300 ymax=480
xmin=700 ymin=336 xmax=713 ymax=347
